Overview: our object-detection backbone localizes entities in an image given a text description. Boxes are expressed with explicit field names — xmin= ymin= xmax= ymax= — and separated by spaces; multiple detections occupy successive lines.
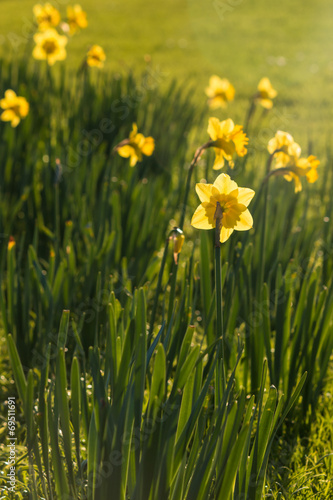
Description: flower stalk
xmin=168 ymin=141 xmax=213 ymax=326
xmin=214 ymin=202 xmax=226 ymax=392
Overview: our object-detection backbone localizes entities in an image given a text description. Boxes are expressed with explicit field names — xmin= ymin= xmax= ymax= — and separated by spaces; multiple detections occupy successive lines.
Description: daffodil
xmin=33 ymin=28 xmax=67 ymax=65
xmin=86 ymin=45 xmax=106 ymax=68
xmin=270 ymin=154 xmax=320 ymax=192
xmin=267 ymin=130 xmax=301 ymax=167
xmin=33 ymin=3 xmax=61 ymax=30
xmin=205 ymin=75 xmax=235 ymax=109
xmin=117 ymin=123 xmax=155 ymax=167
xmin=191 ymin=173 xmax=255 ymax=243
xmin=208 ymin=117 xmax=248 ymax=169
xmin=255 ymin=77 xmax=277 ymax=109
xmin=0 ymin=90 xmax=29 ymax=127
xmin=67 ymin=4 xmax=88 ymax=34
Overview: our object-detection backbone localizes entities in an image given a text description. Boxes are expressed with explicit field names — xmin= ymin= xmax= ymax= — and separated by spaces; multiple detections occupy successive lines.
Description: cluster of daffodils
xmin=205 ymin=75 xmax=277 ymax=110
xmin=267 ymin=131 xmax=319 ymax=192
xmin=32 ymin=3 xmax=105 ymax=68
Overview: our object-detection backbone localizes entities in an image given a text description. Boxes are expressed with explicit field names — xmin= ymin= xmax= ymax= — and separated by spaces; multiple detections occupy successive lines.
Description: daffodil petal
xmin=207 ymin=117 xmax=221 ymax=141
xmin=191 ymin=203 xmax=216 ymax=229
xmin=237 ymin=187 xmax=255 ymax=206
xmin=0 ymin=110 xmax=15 ymax=122
xmin=306 ymin=169 xmax=318 ymax=183
xmin=141 ymin=137 xmax=155 ymax=156
xmin=213 ymin=173 xmax=238 ymax=194
xmin=220 ymin=227 xmax=234 ymax=243
xmin=259 ymin=98 xmax=273 ymax=109
xmin=212 ymin=149 xmax=226 ymax=170
xmin=117 ymin=145 xmax=133 ymax=158
xmin=195 ymin=183 xmax=216 ymax=203
xmin=130 ymin=154 xmax=138 ymax=167
xmin=220 ymin=118 xmax=234 ymax=135
xmin=235 ymin=209 xmax=253 ymax=230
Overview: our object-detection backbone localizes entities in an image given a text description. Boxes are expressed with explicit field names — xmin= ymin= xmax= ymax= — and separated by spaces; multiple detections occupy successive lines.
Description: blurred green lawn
xmin=1 ymin=0 xmax=333 ymax=136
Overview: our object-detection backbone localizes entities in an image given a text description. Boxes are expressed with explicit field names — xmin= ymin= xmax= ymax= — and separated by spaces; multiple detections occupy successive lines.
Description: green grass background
xmin=1 ymin=1 xmax=333 ymax=498
xmin=1 ymin=0 xmax=333 ymax=136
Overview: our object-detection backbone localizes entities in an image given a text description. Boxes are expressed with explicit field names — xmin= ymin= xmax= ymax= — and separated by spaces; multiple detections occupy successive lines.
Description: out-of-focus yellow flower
xmin=274 ymin=154 xmax=320 ymax=193
xmin=33 ymin=28 xmax=67 ymax=65
xmin=33 ymin=3 xmax=61 ymax=30
xmin=191 ymin=173 xmax=255 ymax=243
xmin=86 ymin=45 xmax=106 ymax=68
xmin=8 ymin=236 xmax=16 ymax=251
xmin=268 ymin=130 xmax=301 ymax=167
xmin=256 ymin=77 xmax=277 ymax=109
xmin=205 ymin=75 xmax=235 ymax=109
xmin=0 ymin=90 xmax=29 ymax=127
xmin=170 ymin=228 xmax=185 ymax=264
xmin=208 ymin=117 xmax=248 ymax=170
xmin=67 ymin=4 xmax=88 ymax=34
xmin=117 ymin=123 xmax=155 ymax=167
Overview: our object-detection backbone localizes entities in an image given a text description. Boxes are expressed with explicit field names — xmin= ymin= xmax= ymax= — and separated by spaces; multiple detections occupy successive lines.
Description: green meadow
xmin=0 ymin=1 xmax=333 ymax=499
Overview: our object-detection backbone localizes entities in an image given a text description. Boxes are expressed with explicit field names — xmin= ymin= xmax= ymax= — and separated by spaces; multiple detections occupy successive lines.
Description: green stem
xmin=179 ymin=140 xmax=213 ymax=231
xmin=257 ymin=154 xmax=273 ymax=296
xmin=149 ymin=236 xmax=170 ymax=339
xmin=168 ymin=140 xmax=212 ymax=325
xmin=54 ymin=183 xmax=60 ymax=257
xmin=214 ymin=205 xmax=225 ymax=393
xmin=244 ymin=97 xmax=256 ymax=133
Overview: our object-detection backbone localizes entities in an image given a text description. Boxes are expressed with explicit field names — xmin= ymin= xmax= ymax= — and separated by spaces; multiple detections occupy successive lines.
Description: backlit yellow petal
xmin=117 ymin=145 xmax=133 ymax=158
xmin=191 ymin=203 xmax=216 ymax=229
xmin=237 ymin=188 xmax=255 ymax=206
xmin=130 ymin=154 xmax=139 ymax=167
xmin=236 ymin=209 xmax=253 ymax=230
xmin=220 ymin=227 xmax=234 ymax=243
xmin=195 ymin=183 xmax=218 ymax=203
xmin=141 ymin=137 xmax=155 ymax=156
xmin=212 ymin=149 xmax=226 ymax=170
xmin=207 ymin=117 xmax=221 ymax=141
xmin=213 ymin=173 xmax=238 ymax=194
xmin=259 ymin=98 xmax=273 ymax=109
xmin=1 ymin=109 xmax=15 ymax=122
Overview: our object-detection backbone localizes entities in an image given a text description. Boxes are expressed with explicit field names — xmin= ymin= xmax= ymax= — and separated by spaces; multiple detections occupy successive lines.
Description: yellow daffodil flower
xmin=272 ymin=154 xmax=320 ymax=193
xmin=205 ymin=75 xmax=235 ymax=109
xmin=256 ymin=77 xmax=277 ymax=109
xmin=267 ymin=130 xmax=301 ymax=167
xmin=208 ymin=117 xmax=248 ymax=170
xmin=117 ymin=123 xmax=155 ymax=167
xmin=86 ymin=45 xmax=106 ymax=68
xmin=0 ymin=90 xmax=29 ymax=127
xmin=67 ymin=4 xmax=88 ymax=34
xmin=33 ymin=3 xmax=61 ymax=30
xmin=33 ymin=28 xmax=67 ymax=65
xmin=191 ymin=173 xmax=255 ymax=243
